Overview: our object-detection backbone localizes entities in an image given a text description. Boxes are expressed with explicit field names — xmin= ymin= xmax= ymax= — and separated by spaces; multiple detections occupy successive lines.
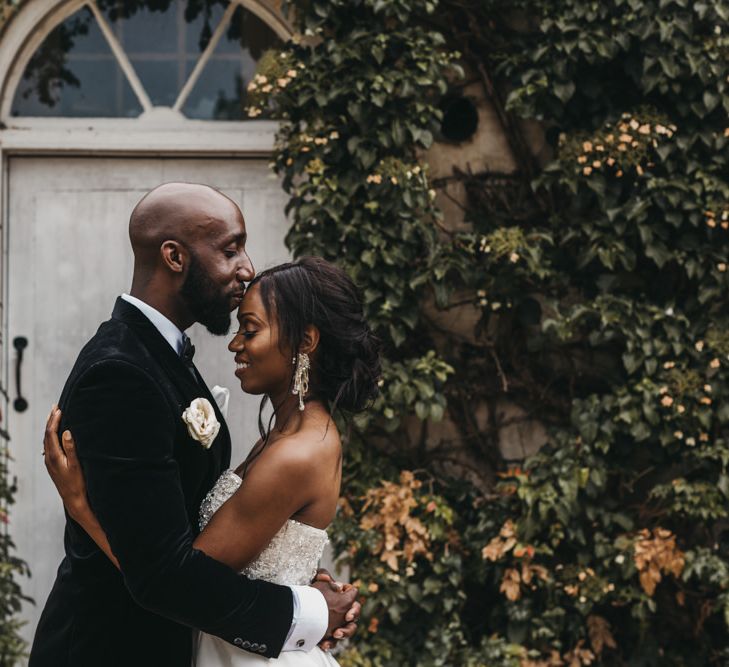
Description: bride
xmin=42 ymin=256 xmax=381 ymax=666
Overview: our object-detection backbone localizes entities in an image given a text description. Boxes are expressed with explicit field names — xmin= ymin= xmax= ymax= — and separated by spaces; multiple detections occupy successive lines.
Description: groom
xmin=30 ymin=183 xmax=358 ymax=666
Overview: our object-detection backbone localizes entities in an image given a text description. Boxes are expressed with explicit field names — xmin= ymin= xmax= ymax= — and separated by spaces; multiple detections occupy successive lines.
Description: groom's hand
xmin=311 ymin=571 xmax=360 ymax=650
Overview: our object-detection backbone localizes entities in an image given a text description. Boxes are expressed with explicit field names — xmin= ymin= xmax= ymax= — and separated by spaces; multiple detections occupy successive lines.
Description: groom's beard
xmin=181 ymin=254 xmax=236 ymax=336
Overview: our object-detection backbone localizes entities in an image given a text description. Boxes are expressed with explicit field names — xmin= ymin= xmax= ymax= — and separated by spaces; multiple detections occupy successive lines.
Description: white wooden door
xmin=6 ymin=156 xmax=291 ymax=646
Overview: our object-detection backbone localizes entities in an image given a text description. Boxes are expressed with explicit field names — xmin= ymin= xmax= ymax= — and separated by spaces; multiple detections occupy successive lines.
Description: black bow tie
xmin=181 ymin=334 xmax=195 ymax=365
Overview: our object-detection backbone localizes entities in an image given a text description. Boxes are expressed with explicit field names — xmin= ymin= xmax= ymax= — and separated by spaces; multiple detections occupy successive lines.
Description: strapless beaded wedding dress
xmin=194 ymin=470 xmax=340 ymax=667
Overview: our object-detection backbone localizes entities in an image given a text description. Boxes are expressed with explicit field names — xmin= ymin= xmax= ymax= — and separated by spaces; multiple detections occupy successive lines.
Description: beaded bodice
xmin=198 ymin=469 xmax=329 ymax=586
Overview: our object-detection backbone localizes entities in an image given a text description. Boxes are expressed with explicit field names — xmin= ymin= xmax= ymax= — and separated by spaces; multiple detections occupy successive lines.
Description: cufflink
xmin=296 ymin=639 xmax=306 ymax=648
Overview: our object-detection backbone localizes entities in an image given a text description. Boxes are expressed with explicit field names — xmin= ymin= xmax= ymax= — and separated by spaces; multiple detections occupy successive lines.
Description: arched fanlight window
xmin=11 ymin=0 xmax=284 ymax=119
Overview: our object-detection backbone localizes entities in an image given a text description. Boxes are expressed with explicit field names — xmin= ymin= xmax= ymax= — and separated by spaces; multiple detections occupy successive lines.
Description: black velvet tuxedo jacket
xmin=30 ymin=298 xmax=293 ymax=666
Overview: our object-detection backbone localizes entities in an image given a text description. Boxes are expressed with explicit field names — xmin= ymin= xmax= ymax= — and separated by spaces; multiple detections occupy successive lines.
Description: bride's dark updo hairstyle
xmin=248 ymin=256 xmax=382 ymax=417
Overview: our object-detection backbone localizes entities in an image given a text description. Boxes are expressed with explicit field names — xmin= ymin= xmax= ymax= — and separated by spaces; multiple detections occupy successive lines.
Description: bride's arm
xmin=43 ymin=408 xmax=325 ymax=572
xmin=43 ymin=408 xmax=120 ymax=569
xmin=193 ymin=438 xmax=324 ymax=570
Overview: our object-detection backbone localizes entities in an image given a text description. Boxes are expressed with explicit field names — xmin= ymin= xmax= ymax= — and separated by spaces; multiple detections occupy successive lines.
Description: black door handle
xmin=13 ymin=337 xmax=28 ymax=413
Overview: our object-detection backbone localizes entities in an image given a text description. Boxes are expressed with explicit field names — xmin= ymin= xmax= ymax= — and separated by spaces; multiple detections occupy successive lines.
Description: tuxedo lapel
xmin=189 ymin=364 xmax=232 ymax=474
xmin=110 ymin=298 xmax=231 ymax=484
xmin=111 ymin=298 xmax=197 ymax=396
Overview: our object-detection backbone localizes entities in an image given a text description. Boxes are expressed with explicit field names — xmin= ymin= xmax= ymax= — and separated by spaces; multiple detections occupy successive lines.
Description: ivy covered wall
xmin=250 ymin=0 xmax=729 ymax=664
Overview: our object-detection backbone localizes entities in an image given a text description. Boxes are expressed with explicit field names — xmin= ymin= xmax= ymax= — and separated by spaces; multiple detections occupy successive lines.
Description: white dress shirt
xmin=120 ymin=294 xmax=328 ymax=651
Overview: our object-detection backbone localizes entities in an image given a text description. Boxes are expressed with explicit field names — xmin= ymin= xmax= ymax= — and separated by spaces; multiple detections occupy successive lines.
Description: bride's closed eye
xmin=234 ymin=330 xmax=257 ymax=340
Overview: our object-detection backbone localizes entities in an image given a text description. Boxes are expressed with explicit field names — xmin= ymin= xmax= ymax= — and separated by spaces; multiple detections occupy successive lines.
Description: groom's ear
xmin=300 ymin=325 xmax=320 ymax=356
xmin=160 ymin=240 xmax=187 ymax=274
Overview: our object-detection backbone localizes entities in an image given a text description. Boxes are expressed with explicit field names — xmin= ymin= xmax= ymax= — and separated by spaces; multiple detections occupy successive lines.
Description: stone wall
xmin=422 ymin=67 xmax=550 ymax=476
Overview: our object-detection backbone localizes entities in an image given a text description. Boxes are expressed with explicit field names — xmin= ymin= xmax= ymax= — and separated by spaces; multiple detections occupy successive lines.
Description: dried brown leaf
xmin=587 ymin=615 xmax=617 ymax=656
xmin=500 ymin=568 xmax=522 ymax=601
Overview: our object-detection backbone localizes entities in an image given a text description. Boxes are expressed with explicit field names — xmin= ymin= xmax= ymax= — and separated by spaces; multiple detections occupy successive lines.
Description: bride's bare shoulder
xmin=258 ymin=413 xmax=341 ymax=476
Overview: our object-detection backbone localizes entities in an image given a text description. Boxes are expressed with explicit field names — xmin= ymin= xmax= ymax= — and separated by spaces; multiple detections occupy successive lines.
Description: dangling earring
xmin=292 ymin=352 xmax=310 ymax=411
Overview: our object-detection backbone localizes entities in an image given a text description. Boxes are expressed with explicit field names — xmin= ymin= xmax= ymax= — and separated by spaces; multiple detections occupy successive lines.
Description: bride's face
xmin=228 ymin=283 xmax=292 ymax=396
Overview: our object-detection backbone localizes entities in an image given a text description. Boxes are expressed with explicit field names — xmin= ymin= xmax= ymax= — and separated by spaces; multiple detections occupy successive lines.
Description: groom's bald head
xmin=129 ymin=182 xmax=239 ymax=268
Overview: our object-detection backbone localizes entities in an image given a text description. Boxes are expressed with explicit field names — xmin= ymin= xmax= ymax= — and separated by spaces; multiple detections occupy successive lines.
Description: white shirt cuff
xmin=282 ymin=585 xmax=328 ymax=652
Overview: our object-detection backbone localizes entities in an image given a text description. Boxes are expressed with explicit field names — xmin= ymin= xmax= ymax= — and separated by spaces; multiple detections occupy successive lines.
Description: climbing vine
xmin=0 ymin=420 xmax=29 ymax=665
xmin=251 ymin=0 xmax=729 ymax=664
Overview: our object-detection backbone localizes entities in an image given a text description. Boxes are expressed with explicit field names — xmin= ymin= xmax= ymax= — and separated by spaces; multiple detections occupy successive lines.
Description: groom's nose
xmin=236 ymin=251 xmax=255 ymax=282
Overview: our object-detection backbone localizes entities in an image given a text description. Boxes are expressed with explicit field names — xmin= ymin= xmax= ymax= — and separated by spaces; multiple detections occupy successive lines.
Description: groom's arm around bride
xmin=73 ymin=362 xmax=295 ymax=641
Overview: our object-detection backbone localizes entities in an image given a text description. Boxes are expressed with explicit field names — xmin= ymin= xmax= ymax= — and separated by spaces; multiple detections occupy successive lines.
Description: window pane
xmin=106 ymin=1 xmax=178 ymax=54
xmin=182 ymin=5 xmax=281 ymax=120
xmin=184 ymin=2 xmax=230 ymax=53
xmin=130 ymin=60 xmax=180 ymax=107
xmin=103 ymin=0 xmax=209 ymax=107
xmin=11 ymin=7 xmax=143 ymax=117
xmin=100 ymin=1 xmax=229 ymax=107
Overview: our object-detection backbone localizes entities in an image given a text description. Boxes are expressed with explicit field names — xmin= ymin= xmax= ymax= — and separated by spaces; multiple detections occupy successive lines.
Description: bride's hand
xmin=313 ymin=569 xmax=361 ymax=650
xmin=43 ymin=406 xmax=90 ymax=520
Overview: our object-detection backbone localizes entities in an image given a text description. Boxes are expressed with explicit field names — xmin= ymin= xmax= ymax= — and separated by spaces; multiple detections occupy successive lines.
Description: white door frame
xmin=0 ymin=0 xmax=292 ymax=605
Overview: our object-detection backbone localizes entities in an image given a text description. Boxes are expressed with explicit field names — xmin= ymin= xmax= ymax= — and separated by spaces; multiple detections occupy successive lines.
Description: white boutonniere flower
xmin=181 ymin=398 xmax=220 ymax=449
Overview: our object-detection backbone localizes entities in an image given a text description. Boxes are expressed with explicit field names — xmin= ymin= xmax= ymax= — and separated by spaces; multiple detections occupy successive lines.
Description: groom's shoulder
xmin=58 ymin=316 xmax=168 ymax=410
xmin=59 ymin=318 xmax=176 ymax=423
xmin=70 ymin=315 xmax=155 ymax=379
